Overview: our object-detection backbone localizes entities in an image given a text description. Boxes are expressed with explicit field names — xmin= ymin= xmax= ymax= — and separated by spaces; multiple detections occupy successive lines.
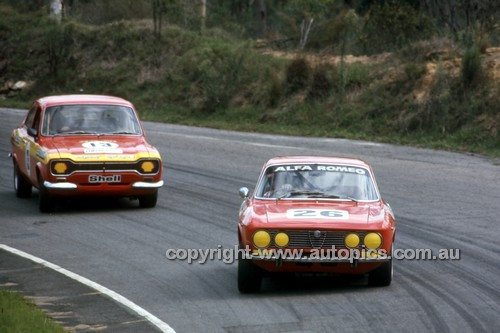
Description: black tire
xmin=237 ymin=246 xmax=263 ymax=293
xmin=13 ymin=163 xmax=32 ymax=198
xmin=368 ymin=250 xmax=393 ymax=287
xmin=38 ymin=175 xmax=56 ymax=213
xmin=138 ymin=191 xmax=158 ymax=208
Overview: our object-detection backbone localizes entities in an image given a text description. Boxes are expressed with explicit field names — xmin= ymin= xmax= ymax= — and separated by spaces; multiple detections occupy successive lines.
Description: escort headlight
xmin=137 ymin=160 xmax=160 ymax=174
xmin=50 ymin=161 xmax=72 ymax=175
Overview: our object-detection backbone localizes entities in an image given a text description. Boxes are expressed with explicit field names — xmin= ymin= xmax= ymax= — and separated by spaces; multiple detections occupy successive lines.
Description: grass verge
xmin=0 ymin=289 xmax=67 ymax=333
xmin=139 ymin=104 xmax=500 ymax=158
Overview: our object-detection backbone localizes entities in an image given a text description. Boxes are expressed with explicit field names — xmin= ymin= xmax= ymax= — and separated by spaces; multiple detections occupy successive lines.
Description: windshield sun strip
xmin=253 ymin=163 xmax=381 ymax=202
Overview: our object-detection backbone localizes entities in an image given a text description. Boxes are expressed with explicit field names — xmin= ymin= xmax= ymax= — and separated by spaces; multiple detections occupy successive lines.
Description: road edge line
xmin=0 ymin=244 xmax=176 ymax=333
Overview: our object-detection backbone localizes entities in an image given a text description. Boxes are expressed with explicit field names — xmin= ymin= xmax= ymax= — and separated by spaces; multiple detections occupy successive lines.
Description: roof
xmin=36 ymin=95 xmax=134 ymax=108
xmin=264 ymin=156 xmax=371 ymax=168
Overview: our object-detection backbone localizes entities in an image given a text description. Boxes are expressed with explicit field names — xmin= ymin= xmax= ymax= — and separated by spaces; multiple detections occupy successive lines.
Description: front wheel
xmin=238 ymin=245 xmax=262 ymax=293
xmin=14 ymin=163 xmax=32 ymax=198
xmin=368 ymin=249 xmax=393 ymax=287
xmin=38 ymin=176 xmax=56 ymax=213
xmin=138 ymin=191 xmax=158 ymax=208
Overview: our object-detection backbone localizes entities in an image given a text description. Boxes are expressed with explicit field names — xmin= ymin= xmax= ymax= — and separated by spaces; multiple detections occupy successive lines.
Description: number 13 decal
xmin=286 ymin=209 xmax=349 ymax=219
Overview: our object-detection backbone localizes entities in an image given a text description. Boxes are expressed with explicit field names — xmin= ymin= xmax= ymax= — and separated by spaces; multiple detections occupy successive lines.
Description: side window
xmin=24 ymin=106 xmax=37 ymax=129
xmin=32 ymin=106 xmax=42 ymax=132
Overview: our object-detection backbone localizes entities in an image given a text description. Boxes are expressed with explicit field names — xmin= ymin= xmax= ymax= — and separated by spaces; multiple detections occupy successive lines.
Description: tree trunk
xmin=299 ymin=18 xmax=314 ymax=50
xmin=257 ymin=0 xmax=267 ymax=37
xmin=153 ymin=0 xmax=158 ymax=35
xmin=50 ymin=0 xmax=63 ymax=22
xmin=200 ymin=0 xmax=207 ymax=31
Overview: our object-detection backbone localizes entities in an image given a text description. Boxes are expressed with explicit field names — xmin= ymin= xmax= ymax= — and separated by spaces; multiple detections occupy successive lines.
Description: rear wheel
xmin=238 ymin=243 xmax=263 ymax=293
xmin=38 ymin=175 xmax=55 ymax=213
xmin=138 ymin=191 xmax=158 ymax=208
xmin=368 ymin=249 xmax=393 ymax=287
xmin=13 ymin=163 xmax=32 ymax=198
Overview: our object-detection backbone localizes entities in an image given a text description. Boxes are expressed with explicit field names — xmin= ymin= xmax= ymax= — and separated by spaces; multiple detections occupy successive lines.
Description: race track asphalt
xmin=0 ymin=107 xmax=499 ymax=332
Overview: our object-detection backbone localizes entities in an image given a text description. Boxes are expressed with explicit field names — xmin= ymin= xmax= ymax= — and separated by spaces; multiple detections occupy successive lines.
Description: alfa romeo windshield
xmin=256 ymin=164 xmax=379 ymax=201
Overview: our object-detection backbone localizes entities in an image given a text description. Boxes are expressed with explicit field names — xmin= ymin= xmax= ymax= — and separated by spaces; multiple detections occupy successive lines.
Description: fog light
xmin=274 ymin=232 xmax=289 ymax=247
xmin=345 ymin=233 xmax=360 ymax=248
xmin=140 ymin=161 xmax=155 ymax=173
xmin=53 ymin=162 xmax=68 ymax=174
xmin=253 ymin=230 xmax=271 ymax=248
xmin=364 ymin=233 xmax=382 ymax=249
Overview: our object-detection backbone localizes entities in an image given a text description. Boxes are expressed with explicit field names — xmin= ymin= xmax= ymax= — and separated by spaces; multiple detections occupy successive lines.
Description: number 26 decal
xmin=286 ymin=209 xmax=349 ymax=219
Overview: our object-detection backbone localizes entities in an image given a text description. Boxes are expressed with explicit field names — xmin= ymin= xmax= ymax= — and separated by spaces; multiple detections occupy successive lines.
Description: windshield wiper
xmin=55 ymin=131 xmax=98 ymax=135
xmin=108 ymin=131 xmax=137 ymax=135
xmin=308 ymin=193 xmax=359 ymax=202
xmin=277 ymin=190 xmax=326 ymax=200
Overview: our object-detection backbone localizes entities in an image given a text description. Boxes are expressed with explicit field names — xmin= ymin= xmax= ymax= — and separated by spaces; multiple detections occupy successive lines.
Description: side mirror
xmin=239 ymin=187 xmax=249 ymax=199
xmin=27 ymin=127 xmax=38 ymax=140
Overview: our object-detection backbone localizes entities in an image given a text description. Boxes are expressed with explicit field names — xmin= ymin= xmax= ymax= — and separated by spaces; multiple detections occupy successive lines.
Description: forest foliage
xmin=0 ymin=0 xmax=498 ymax=155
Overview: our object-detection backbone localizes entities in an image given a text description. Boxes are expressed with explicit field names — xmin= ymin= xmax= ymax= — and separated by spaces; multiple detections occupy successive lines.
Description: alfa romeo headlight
xmin=253 ymin=230 xmax=271 ymax=248
xmin=364 ymin=233 xmax=382 ymax=249
xmin=274 ymin=232 xmax=289 ymax=247
xmin=345 ymin=233 xmax=360 ymax=248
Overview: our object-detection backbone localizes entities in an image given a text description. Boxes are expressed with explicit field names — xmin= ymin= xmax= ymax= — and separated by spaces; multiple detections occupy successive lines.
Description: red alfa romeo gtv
xmin=238 ymin=156 xmax=395 ymax=292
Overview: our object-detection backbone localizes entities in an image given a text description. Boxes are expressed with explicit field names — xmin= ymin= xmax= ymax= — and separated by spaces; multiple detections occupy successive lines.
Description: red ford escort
xmin=238 ymin=156 xmax=395 ymax=292
xmin=10 ymin=95 xmax=163 ymax=212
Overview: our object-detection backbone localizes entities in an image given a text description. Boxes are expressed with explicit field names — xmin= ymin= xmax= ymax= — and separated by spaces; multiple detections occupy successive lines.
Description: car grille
xmin=269 ymin=230 xmax=368 ymax=249
xmin=71 ymin=162 xmax=138 ymax=172
xmin=50 ymin=159 xmax=160 ymax=176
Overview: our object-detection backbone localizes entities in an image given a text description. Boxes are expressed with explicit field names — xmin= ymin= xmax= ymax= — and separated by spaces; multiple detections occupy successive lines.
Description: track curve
xmin=0 ymin=108 xmax=499 ymax=332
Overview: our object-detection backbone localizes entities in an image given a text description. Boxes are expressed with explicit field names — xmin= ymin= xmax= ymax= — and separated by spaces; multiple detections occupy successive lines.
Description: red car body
xmin=10 ymin=95 xmax=163 ymax=212
xmin=238 ymin=156 xmax=395 ymax=292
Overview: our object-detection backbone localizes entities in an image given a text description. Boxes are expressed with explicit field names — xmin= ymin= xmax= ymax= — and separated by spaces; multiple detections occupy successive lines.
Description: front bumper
xmin=43 ymin=180 xmax=163 ymax=190
xmin=248 ymin=254 xmax=390 ymax=263
xmin=43 ymin=181 xmax=77 ymax=189
xmin=132 ymin=180 xmax=164 ymax=188
xmin=248 ymin=250 xmax=391 ymax=273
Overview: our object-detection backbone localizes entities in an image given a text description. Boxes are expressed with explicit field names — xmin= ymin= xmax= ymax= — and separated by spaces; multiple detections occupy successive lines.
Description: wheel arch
xmin=35 ymin=164 xmax=45 ymax=189
xmin=11 ymin=152 xmax=19 ymax=166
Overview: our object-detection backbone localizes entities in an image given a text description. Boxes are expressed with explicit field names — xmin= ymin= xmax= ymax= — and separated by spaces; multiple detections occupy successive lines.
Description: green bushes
xmin=404 ymin=63 xmax=426 ymax=81
xmin=285 ymin=57 xmax=310 ymax=94
xmin=70 ymin=0 xmax=151 ymax=24
xmin=181 ymin=42 xmax=245 ymax=112
xmin=308 ymin=64 xmax=334 ymax=100
xmin=461 ymin=45 xmax=484 ymax=89
xmin=44 ymin=23 xmax=75 ymax=75
xmin=361 ymin=2 xmax=434 ymax=54
xmin=0 ymin=3 xmax=498 ymax=156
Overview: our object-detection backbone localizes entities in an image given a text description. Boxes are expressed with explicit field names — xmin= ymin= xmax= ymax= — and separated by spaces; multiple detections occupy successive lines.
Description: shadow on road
xmin=260 ymin=272 xmax=370 ymax=295
xmin=0 ymin=189 xmax=140 ymax=215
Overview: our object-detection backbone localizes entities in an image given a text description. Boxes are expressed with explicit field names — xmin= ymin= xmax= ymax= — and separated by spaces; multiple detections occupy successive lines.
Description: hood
xmin=258 ymin=201 xmax=382 ymax=229
xmin=49 ymin=135 xmax=150 ymax=156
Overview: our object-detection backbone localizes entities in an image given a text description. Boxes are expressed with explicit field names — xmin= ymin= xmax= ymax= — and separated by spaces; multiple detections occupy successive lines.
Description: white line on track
xmin=149 ymin=130 xmax=383 ymax=149
xmin=0 ymin=244 xmax=176 ymax=333
xmin=149 ymin=131 xmax=305 ymax=150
